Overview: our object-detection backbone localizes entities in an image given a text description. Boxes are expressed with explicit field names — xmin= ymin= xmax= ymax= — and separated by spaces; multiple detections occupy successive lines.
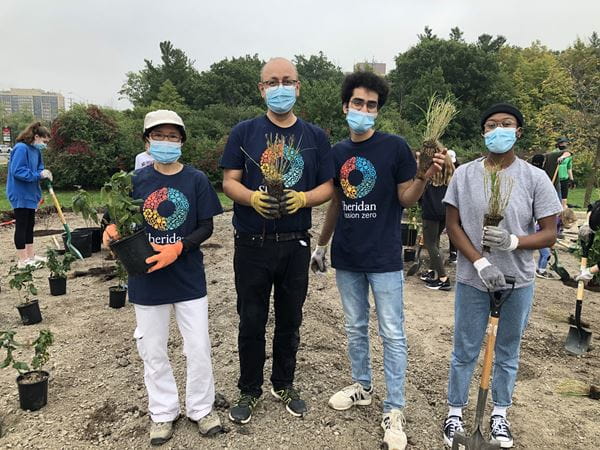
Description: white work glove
xmin=575 ymin=268 xmax=593 ymax=282
xmin=310 ymin=245 xmax=328 ymax=273
xmin=482 ymin=226 xmax=519 ymax=251
xmin=40 ymin=169 xmax=53 ymax=181
xmin=474 ymin=257 xmax=507 ymax=290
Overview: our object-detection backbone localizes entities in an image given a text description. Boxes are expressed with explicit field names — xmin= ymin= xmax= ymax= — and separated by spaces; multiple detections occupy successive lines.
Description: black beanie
xmin=480 ymin=103 xmax=524 ymax=130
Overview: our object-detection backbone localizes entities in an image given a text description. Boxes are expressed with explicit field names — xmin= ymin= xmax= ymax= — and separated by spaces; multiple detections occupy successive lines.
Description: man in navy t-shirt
xmin=310 ymin=72 xmax=445 ymax=450
xmin=220 ymin=57 xmax=334 ymax=424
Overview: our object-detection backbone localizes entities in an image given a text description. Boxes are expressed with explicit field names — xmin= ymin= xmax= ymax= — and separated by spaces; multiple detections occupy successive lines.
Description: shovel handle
xmin=48 ymin=186 xmax=67 ymax=225
xmin=577 ymin=257 xmax=587 ymax=301
xmin=480 ymin=316 xmax=499 ymax=390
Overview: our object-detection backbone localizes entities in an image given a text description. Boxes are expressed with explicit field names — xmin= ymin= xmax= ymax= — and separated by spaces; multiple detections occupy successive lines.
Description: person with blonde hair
xmin=6 ymin=121 xmax=53 ymax=267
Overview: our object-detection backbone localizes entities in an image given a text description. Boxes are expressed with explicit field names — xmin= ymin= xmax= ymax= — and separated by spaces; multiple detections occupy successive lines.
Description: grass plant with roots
xmin=482 ymin=163 xmax=514 ymax=252
xmin=418 ymin=94 xmax=458 ymax=176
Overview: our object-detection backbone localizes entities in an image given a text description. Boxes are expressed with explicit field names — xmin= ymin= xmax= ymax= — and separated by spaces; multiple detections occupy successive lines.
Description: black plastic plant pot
xmin=16 ymin=300 xmax=42 ymax=325
xmin=62 ymin=229 xmax=92 ymax=258
xmin=109 ymin=229 xmax=154 ymax=276
xmin=17 ymin=370 xmax=49 ymax=411
xmin=109 ymin=286 xmax=127 ymax=308
xmin=404 ymin=248 xmax=416 ymax=262
xmin=401 ymin=223 xmax=418 ymax=247
xmin=76 ymin=227 xmax=102 ymax=252
xmin=48 ymin=276 xmax=67 ymax=296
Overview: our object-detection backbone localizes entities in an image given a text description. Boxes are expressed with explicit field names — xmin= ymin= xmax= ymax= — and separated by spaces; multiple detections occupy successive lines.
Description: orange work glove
xmin=102 ymin=224 xmax=120 ymax=248
xmin=145 ymin=241 xmax=183 ymax=273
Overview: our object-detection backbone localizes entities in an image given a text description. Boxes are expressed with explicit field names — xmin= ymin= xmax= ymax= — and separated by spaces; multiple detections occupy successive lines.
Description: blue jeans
xmin=538 ymin=247 xmax=551 ymax=270
xmin=335 ymin=269 xmax=407 ymax=412
xmin=448 ymin=282 xmax=534 ymax=408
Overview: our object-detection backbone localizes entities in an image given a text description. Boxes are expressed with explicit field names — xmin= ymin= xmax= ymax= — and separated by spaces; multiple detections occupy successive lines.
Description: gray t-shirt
xmin=443 ymin=157 xmax=562 ymax=291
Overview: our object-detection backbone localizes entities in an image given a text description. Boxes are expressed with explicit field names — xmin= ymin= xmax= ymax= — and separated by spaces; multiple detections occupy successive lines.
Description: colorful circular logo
xmin=340 ymin=156 xmax=376 ymax=199
xmin=260 ymin=143 xmax=304 ymax=188
xmin=143 ymin=187 xmax=189 ymax=231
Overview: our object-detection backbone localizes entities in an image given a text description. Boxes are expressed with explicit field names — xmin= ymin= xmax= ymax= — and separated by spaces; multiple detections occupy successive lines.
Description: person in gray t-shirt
xmin=441 ymin=103 xmax=562 ymax=449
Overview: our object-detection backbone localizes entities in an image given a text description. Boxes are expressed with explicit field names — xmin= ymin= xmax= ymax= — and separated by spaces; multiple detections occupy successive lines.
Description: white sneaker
xmin=328 ymin=382 xmax=373 ymax=411
xmin=381 ymin=409 xmax=407 ymax=450
xmin=149 ymin=420 xmax=174 ymax=446
xmin=32 ymin=255 xmax=47 ymax=263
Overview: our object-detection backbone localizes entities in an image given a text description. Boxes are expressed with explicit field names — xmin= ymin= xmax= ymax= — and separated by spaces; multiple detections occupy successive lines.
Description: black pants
xmin=234 ymin=233 xmax=310 ymax=397
xmin=423 ymin=219 xmax=446 ymax=277
xmin=14 ymin=208 xmax=36 ymax=249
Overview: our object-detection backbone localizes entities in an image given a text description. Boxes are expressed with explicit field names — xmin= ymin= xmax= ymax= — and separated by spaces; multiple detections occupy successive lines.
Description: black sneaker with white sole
xmin=426 ymin=278 xmax=452 ymax=291
xmin=490 ymin=415 xmax=514 ymax=448
xmin=271 ymin=386 xmax=307 ymax=417
xmin=443 ymin=415 xmax=464 ymax=447
xmin=228 ymin=393 xmax=259 ymax=424
xmin=420 ymin=270 xmax=436 ymax=281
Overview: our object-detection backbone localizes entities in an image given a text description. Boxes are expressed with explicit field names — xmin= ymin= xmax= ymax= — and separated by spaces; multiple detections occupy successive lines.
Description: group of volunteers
xmin=4 ymin=56 xmax=597 ymax=450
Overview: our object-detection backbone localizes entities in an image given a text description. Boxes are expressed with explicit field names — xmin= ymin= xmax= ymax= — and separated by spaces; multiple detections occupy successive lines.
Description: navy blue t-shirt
xmin=331 ymin=132 xmax=417 ymax=272
xmin=220 ymin=115 xmax=334 ymax=233
xmin=128 ymin=165 xmax=223 ymax=305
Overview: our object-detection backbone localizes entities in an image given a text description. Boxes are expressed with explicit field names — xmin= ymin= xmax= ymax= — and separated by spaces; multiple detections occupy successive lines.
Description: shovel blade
xmin=406 ymin=259 xmax=421 ymax=276
xmin=565 ymin=325 xmax=592 ymax=355
xmin=452 ymin=427 xmax=500 ymax=449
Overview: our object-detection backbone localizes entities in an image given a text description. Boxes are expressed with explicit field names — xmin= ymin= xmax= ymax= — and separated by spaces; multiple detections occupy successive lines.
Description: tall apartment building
xmin=0 ymin=88 xmax=65 ymax=121
xmin=354 ymin=62 xmax=387 ymax=76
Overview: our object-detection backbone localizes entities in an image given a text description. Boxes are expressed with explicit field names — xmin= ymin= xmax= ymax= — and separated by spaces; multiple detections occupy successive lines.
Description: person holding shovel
xmin=103 ymin=110 xmax=224 ymax=445
xmin=442 ymin=103 xmax=562 ymax=448
xmin=6 ymin=121 xmax=53 ymax=268
xmin=576 ymin=203 xmax=600 ymax=283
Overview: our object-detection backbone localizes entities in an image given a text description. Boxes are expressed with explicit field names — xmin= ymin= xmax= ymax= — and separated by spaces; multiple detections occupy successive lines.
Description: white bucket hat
xmin=143 ymin=110 xmax=186 ymax=141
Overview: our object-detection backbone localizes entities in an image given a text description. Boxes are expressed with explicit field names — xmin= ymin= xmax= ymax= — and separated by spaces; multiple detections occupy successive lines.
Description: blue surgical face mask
xmin=265 ymin=85 xmax=296 ymax=114
xmin=148 ymin=140 xmax=182 ymax=164
xmin=33 ymin=142 xmax=47 ymax=150
xmin=346 ymin=109 xmax=376 ymax=134
xmin=484 ymin=127 xmax=517 ymax=154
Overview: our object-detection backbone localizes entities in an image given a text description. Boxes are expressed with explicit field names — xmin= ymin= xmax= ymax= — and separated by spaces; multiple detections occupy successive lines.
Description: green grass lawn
xmin=567 ymin=187 xmax=600 ymax=210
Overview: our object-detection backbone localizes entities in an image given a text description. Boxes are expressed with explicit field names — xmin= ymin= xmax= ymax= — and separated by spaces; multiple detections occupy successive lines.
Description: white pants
xmin=133 ymin=297 xmax=215 ymax=423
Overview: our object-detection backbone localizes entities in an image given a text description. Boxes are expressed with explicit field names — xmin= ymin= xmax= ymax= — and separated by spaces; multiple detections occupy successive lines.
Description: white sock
xmin=448 ymin=406 xmax=462 ymax=418
xmin=492 ymin=405 xmax=507 ymax=418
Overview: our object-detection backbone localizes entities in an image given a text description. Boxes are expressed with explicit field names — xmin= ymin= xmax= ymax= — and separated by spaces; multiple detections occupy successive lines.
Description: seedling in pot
xmin=9 ymin=265 xmax=44 ymax=325
xmin=417 ymin=95 xmax=457 ymax=177
xmin=72 ymin=188 xmax=100 ymax=227
xmin=100 ymin=171 xmax=144 ymax=239
xmin=45 ymin=248 xmax=77 ymax=296
xmin=108 ymin=261 xmax=128 ymax=309
xmin=482 ymin=163 xmax=514 ymax=253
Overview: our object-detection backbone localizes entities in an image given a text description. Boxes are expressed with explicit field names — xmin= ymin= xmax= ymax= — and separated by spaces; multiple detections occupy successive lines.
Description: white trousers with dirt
xmin=133 ymin=297 xmax=215 ymax=423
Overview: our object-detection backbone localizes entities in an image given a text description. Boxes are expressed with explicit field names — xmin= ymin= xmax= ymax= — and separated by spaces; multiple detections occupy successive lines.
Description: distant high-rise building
xmin=0 ymin=88 xmax=65 ymax=121
xmin=354 ymin=62 xmax=387 ymax=76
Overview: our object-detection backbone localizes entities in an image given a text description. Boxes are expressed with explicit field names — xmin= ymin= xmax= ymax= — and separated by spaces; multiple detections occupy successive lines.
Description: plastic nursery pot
xmin=76 ymin=227 xmax=102 ymax=253
xmin=16 ymin=300 xmax=42 ymax=325
xmin=17 ymin=370 xmax=49 ymax=411
xmin=62 ymin=229 xmax=92 ymax=258
xmin=404 ymin=248 xmax=416 ymax=262
xmin=109 ymin=229 xmax=154 ymax=276
xmin=48 ymin=276 xmax=67 ymax=296
xmin=401 ymin=223 xmax=418 ymax=247
xmin=109 ymin=286 xmax=127 ymax=309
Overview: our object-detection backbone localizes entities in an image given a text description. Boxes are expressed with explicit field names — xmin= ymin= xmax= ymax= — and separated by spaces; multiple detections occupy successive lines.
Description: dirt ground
xmin=0 ymin=206 xmax=599 ymax=450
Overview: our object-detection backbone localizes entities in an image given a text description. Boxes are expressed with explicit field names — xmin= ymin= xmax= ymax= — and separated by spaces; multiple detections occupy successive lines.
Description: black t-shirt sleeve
xmin=394 ymin=138 xmax=417 ymax=184
xmin=315 ymin=130 xmax=334 ymax=186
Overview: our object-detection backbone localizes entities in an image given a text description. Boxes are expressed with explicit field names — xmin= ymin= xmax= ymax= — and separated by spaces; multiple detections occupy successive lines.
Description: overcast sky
xmin=2 ymin=0 xmax=598 ymax=110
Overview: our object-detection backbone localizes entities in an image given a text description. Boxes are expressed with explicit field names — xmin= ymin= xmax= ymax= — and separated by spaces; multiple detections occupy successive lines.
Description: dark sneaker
xmin=448 ymin=252 xmax=457 ymax=264
xmin=443 ymin=415 xmax=464 ymax=447
xmin=420 ymin=270 xmax=436 ymax=281
xmin=535 ymin=269 xmax=556 ymax=280
xmin=490 ymin=415 xmax=513 ymax=448
xmin=426 ymin=278 xmax=452 ymax=291
xmin=228 ymin=393 xmax=259 ymax=424
xmin=271 ymin=386 xmax=307 ymax=417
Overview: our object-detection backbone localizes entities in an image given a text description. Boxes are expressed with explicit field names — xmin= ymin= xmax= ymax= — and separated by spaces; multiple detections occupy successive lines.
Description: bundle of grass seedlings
xmin=556 ymin=379 xmax=600 ymax=400
xmin=482 ymin=163 xmax=514 ymax=252
xmin=417 ymin=94 xmax=458 ymax=177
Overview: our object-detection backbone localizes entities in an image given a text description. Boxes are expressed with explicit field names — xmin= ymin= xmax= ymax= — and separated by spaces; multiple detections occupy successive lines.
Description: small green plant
xmin=100 ymin=171 xmax=144 ymax=239
xmin=483 ymin=163 xmax=514 ymax=219
xmin=405 ymin=204 xmax=422 ymax=230
xmin=45 ymin=248 xmax=77 ymax=279
xmin=71 ymin=188 xmax=99 ymax=227
xmin=0 ymin=329 xmax=54 ymax=375
xmin=8 ymin=265 xmax=39 ymax=304
xmin=115 ymin=261 xmax=128 ymax=289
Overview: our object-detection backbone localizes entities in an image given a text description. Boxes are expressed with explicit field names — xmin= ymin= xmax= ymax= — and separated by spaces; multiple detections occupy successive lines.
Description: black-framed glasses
xmin=483 ymin=120 xmax=518 ymax=132
xmin=261 ymin=79 xmax=298 ymax=88
xmin=149 ymin=132 xmax=182 ymax=142
xmin=350 ymin=97 xmax=378 ymax=112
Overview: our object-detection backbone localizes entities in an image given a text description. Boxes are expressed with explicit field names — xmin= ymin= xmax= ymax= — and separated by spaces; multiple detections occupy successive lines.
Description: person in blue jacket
xmin=6 ymin=122 xmax=53 ymax=268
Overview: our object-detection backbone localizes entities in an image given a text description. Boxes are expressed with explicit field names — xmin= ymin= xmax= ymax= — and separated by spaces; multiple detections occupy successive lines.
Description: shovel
xmin=406 ymin=231 xmax=424 ymax=276
xmin=452 ymin=275 xmax=516 ymax=450
xmin=550 ymin=248 xmax=571 ymax=282
xmin=565 ymin=227 xmax=594 ymax=355
xmin=46 ymin=181 xmax=84 ymax=260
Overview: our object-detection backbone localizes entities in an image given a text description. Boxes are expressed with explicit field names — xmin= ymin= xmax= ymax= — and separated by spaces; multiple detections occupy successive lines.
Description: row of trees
xmin=2 ymin=28 xmax=599 ymax=204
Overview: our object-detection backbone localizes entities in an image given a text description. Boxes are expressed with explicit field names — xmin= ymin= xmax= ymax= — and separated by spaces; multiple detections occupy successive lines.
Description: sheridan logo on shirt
xmin=148 ymin=232 xmax=182 ymax=245
xmin=342 ymin=200 xmax=377 ymax=219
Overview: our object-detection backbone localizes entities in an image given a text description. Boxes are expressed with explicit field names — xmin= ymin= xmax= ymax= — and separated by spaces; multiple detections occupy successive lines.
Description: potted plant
xmin=8 ymin=265 xmax=43 ymax=325
xmin=71 ymin=188 xmax=102 ymax=253
xmin=101 ymin=171 xmax=153 ymax=276
xmin=0 ymin=329 xmax=54 ymax=411
xmin=482 ymin=163 xmax=514 ymax=253
xmin=109 ymin=261 xmax=128 ymax=309
xmin=45 ymin=248 xmax=77 ymax=296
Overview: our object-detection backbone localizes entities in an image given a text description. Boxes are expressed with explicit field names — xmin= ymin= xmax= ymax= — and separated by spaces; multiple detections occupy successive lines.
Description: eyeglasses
xmin=483 ymin=120 xmax=518 ymax=132
xmin=149 ymin=132 xmax=182 ymax=142
xmin=261 ymin=79 xmax=298 ymax=88
xmin=350 ymin=98 xmax=378 ymax=112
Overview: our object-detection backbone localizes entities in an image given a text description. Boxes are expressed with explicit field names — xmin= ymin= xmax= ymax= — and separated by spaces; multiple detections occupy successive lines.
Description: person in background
xmin=446 ymin=149 xmax=458 ymax=263
xmin=419 ymin=152 xmax=455 ymax=290
xmin=135 ymin=145 xmax=155 ymax=170
xmin=103 ymin=110 xmax=224 ymax=446
xmin=576 ymin=201 xmax=600 ymax=283
xmin=556 ymin=138 xmax=574 ymax=209
xmin=6 ymin=121 xmax=53 ymax=268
